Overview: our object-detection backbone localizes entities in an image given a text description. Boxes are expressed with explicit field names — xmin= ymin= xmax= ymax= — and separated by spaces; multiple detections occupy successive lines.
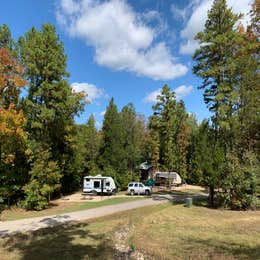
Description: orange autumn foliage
xmin=0 ymin=47 xmax=26 ymax=107
xmin=0 ymin=47 xmax=27 ymax=166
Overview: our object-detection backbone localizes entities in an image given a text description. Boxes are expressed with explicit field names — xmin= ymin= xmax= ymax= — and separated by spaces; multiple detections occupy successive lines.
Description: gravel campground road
xmin=0 ymin=194 xmax=207 ymax=237
xmin=0 ymin=198 xmax=163 ymax=236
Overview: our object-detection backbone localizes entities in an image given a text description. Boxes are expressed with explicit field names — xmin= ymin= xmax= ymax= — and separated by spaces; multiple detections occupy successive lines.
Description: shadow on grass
xmin=153 ymin=189 xmax=207 ymax=196
xmin=182 ymin=236 xmax=260 ymax=259
xmin=168 ymin=197 xmax=208 ymax=207
xmin=190 ymin=197 xmax=208 ymax=207
xmin=152 ymin=193 xmax=208 ymax=207
xmin=3 ymin=222 xmax=115 ymax=260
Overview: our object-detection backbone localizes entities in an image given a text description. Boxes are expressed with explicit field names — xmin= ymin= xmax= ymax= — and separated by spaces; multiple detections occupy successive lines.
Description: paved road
xmin=0 ymin=194 xmax=207 ymax=237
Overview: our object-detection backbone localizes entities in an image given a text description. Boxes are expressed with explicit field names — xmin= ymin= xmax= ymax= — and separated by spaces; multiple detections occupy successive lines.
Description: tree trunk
xmin=209 ymin=185 xmax=215 ymax=208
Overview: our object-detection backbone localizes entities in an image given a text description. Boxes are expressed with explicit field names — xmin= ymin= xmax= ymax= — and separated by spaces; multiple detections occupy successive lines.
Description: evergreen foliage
xmin=23 ymin=149 xmax=61 ymax=210
xmin=149 ymin=85 xmax=191 ymax=181
xmin=99 ymin=98 xmax=123 ymax=171
xmin=75 ymin=114 xmax=100 ymax=178
xmin=99 ymin=99 xmax=145 ymax=189
xmin=193 ymin=0 xmax=242 ymax=132
xmin=193 ymin=0 xmax=259 ymax=208
xmin=190 ymin=120 xmax=225 ymax=207
xmin=18 ymin=24 xmax=85 ymax=195
xmin=220 ymin=151 xmax=260 ymax=209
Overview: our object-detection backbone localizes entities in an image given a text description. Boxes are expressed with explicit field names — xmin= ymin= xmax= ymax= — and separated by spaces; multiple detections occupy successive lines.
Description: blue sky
xmin=0 ymin=0 xmax=252 ymax=127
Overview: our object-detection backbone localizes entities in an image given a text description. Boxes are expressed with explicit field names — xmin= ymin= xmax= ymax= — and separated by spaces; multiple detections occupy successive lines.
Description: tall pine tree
xmin=19 ymin=24 xmax=85 ymax=194
xmin=193 ymin=0 xmax=242 ymax=150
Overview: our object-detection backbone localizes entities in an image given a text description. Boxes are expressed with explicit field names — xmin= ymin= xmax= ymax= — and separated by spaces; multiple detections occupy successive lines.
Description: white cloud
xmin=143 ymin=88 xmax=161 ymax=103
xmin=175 ymin=85 xmax=193 ymax=99
xmin=60 ymin=0 xmax=80 ymax=15
xmin=100 ymin=110 xmax=106 ymax=117
xmin=71 ymin=82 xmax=107 ymax=102
xmin=56 ymin=0 xmax=188 ymax=80
xmin=141 ymin=10 xmax=168 ymax=36
xmin=171 ymin=4 xmax=187 ymax=21
xmin=171 ymin=0 xmax=201 ymax=22
xmin=180 ymin=39 xmax=199 ymax=55
xmin=144 ymin=85 xmax=193 ymax=103
xmin=179 ymin=0 xmax=252 ymax=55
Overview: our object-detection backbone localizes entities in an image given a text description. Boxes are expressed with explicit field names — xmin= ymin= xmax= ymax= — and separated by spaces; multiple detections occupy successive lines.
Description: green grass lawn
xmin=1 ymin=197 xmax=145 ymax=221
xmin=1 ymin=201 xmax=259 ymax=260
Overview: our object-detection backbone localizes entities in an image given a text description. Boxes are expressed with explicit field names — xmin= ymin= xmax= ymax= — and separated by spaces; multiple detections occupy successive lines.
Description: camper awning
xmin=83 ymin=175 xmax=107 ymax=180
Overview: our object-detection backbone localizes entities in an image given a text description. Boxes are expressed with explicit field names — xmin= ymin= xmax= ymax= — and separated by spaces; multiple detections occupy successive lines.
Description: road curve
xmin=0 ymin=198 xmax=164 ymax=237
xmin=0 ymin=194 xmax=207 ymax=237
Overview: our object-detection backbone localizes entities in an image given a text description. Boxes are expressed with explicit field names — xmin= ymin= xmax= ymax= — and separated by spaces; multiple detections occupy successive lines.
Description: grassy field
xmin=1 ymin=197 xmax=145 ymax=221
xmin=1 ymin=201 xmax=259 ymax=260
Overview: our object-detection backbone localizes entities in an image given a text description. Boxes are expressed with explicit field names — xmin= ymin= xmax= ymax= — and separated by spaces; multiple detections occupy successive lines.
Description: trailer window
xmin=106 ymin=182 xmax=110 ymax=186
xmin=85 ymin=178 xmax=90 ymax=182
xmin=94 ymin=181 xmax=100 ymax=188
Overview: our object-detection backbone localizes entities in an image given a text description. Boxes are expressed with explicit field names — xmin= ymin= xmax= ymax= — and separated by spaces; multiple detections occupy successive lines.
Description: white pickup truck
xmin=127 ymin=182 xmax=152 ymax=196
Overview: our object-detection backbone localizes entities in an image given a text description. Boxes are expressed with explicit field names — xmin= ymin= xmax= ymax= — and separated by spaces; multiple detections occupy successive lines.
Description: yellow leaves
xmin=0 ymin=103 xmax=27 ymax=167
xmin=0 ymin=103 xmax=26 ymax=139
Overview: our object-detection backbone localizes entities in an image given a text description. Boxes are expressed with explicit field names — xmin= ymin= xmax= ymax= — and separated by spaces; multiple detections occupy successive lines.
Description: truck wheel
xmin=130 ymin=190 xmax=135 ymax=196
xmin=145 ymin=190 xmax=150 ymax=196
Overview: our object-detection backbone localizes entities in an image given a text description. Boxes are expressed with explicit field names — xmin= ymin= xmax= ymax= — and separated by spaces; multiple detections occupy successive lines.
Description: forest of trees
xmin=0 ymin=0 xmax=259 ymax=211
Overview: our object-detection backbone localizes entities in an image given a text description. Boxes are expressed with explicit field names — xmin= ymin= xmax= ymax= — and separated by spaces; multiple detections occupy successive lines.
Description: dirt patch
xmin=53 ymin=192 xmax=107 ymax=203
xmin=53 ymin=192 xmax=142 ymax=203
xmin=174 ymin=184 xmax=205 ymax=190
xmin=153 ymin=184 xmax=206 ymax=193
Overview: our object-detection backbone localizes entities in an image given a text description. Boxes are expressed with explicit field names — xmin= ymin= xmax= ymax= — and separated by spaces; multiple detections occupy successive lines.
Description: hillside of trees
xmin=0 ymin=0 xmax=259 ymax=211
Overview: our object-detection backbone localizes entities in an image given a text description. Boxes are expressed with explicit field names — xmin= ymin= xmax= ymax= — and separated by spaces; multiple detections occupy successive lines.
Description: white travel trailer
xmin=83 ymin=175 xmax=117 ymax=195
xmin=154 ymin=172 xmax=182 ymax=186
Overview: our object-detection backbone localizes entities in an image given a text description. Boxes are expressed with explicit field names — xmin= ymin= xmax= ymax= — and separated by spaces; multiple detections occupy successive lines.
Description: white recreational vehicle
xmin=83 ymin=175 xmax=117 ymax=195
xmin=155 ymin=172 xmax=182 ymax=186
